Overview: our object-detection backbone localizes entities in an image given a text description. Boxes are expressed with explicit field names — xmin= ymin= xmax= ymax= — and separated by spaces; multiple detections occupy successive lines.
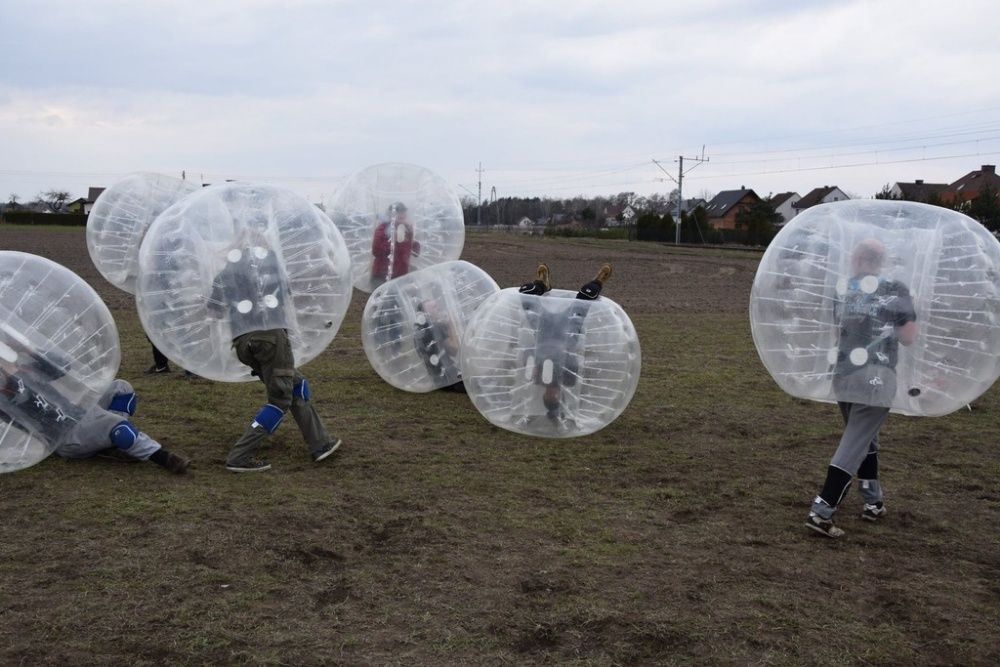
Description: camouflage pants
xmin=226 ymin=329 xmax=333 ymax=465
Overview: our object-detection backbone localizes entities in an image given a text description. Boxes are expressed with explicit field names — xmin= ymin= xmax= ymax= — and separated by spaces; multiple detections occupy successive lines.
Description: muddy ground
xmin=0 ymin=227 xmax=997 ymax=666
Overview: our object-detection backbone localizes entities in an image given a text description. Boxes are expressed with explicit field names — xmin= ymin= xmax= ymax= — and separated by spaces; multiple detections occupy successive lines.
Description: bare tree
xmin=38 ymin=190 xmax=71 ymax=212
xmin=7 ymin=193 xmax=19 ymax=206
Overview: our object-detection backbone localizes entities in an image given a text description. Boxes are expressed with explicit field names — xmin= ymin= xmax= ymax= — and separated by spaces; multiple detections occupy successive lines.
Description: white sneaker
xmin=805 ymin=512 xmax=845 ymax=538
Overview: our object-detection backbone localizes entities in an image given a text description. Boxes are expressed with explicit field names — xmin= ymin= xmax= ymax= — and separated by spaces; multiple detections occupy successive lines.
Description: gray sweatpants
xmin=810 ymin=401 xmax=888 ymax=518
xmin=55 ymin=380 xmax=161 ymax=461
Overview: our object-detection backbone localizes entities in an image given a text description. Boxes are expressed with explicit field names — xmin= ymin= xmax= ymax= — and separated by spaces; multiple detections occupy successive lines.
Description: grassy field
xmin=0 ymin=227 xmax=998 ymax=665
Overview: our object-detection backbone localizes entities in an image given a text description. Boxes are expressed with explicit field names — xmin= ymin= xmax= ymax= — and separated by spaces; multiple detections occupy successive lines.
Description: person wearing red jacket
xmin=370 ymin=202 xmax=420 ymax=288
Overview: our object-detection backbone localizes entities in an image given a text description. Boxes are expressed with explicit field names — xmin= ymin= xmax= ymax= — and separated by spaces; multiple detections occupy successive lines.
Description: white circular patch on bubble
xmin=136 ymin=183 xmax=353 ymax=382
xmin=86 ymin=173 xmax=199 ymax=294
xmin=361 ymin=261 xmax=499 ymax=393
xmin=326 ymin=163 xmax=466 ymax=293
xmin=750 ymin=200 xmax=1000 ymax=416
xmin=0 ymin=251 xmax=120 ymax=473
xmin=462 ymin=288 xmax=641 ymax=438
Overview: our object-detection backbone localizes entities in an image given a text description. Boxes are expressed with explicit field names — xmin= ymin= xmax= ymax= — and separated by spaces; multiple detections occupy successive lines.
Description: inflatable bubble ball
xmin=325 ymin=163 xmax=465 ymax=293
xmin=136 ymin=183 xmax=353 ymax=382
xmin=461 ymin=288 xmax=641 ymax=438
xmin=362 ymin=261 xmax=499 ymax=392
xmin=751 ymin=199 xmax=1000 ymax=416
xmin=0 ymin=251 xmax=120 ymax=473
xmin=87 ymin=173 xmax=200 ymax=294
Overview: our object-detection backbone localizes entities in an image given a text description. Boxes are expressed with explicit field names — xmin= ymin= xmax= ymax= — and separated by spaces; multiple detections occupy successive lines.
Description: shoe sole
xmin=860 ymin=513 xmax=885 ymax=522
xmin=226 ymin=463 xmax=272 ymax=473
xmin=804 ymin=521 xmax=844 ymax=538
xmin=313 ymin=439 xmax=342 ymax=463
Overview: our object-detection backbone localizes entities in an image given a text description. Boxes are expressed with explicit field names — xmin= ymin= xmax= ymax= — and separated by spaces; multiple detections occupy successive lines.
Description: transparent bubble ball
xmin=0 ymin=251 xmax=120 ymax=473
xmin=86 ymin=173 xmax=200 ymax=294
xmin=362 ymin=261 xmax=499 ymax=392
xmin=136 ymin=183 xmax=352 ymax=382
xmin=326 ymin=162 xmax=465 ymax=293
xmin=462 ymin=289 xmax=641 ymax=438
xmin=750 ymin=200 xmax=1000 ymax=416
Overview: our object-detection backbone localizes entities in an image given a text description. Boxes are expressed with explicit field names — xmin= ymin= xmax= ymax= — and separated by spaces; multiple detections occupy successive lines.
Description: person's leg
xmin=808 ymin=402 xmax=889 ymax=535
xmin=146 ymin=336 xmax=170 ymax=374
xmin=857 ymin=437 xmax=885 ymax=519
xmin=519 ymin=264 xmax=551 ymax=296
xmin=226 ymin=330 xmax=294 ymax=471
xmin=55 ymin=388 xmax=189 ymax=473
xmin=576 ymin=263 xmax=612 ymax=300
xmin=288 ymin=370 xmax=340 ymax=461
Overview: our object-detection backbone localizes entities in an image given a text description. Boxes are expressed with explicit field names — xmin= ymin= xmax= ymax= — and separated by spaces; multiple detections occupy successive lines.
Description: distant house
xmin=65 ymin=197 xmax=88 ymax=214
xmin=516 ymin=216 xmax=533 ymax=228
xmin=889 ymin=179 xmax=948 ymax=202
xmin=704 ymin=188 xmax=760 ymax=230
xmin=768 ymin=192 xmax=801 ymax=224
xmin=793 ymin=186 xmax=850 ymax=212
xmin=940 ymin=165 xmax=1000 ymax=205
xmin=678 ymin=197 xmax=707 ymax=214
xmin=86 ymin=187 xmax=106 ymax=214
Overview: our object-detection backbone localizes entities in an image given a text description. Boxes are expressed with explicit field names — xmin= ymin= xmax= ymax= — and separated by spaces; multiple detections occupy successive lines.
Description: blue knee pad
xmin=110 ymin=421 xmax=139 ymax=450
xmin=108 ymin=391 xmax=137 ymax=416
xmin=293 ymin=379 xmax=311 ymax=401
xmin=251 ymin=403 xmax=285 ymax=434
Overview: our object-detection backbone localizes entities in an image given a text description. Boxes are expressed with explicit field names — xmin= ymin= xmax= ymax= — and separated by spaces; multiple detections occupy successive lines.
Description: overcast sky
xmin=2 ymin=0 xmax=998 ymax=206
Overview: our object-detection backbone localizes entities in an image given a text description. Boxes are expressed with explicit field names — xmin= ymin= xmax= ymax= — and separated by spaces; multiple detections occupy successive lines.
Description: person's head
xmin=388 ymin=202 xmax=407 ymax=221
xmin=850 ymin=238 xmax=885 ymax=276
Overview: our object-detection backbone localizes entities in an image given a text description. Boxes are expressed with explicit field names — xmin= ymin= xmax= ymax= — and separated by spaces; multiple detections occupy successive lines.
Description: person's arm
xmin=897 ymin=320 xmax=918 ymax=346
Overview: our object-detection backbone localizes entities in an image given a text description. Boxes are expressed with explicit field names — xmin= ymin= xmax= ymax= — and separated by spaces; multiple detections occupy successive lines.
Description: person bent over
xmin=517 ymin=262 xmax=612 ymax=424
xmin=224 ymin=328 xmax=340 ymax=472
xmin=56 ymin=379 xmax=190 ymax=474
xmin=208 ymin=226 xmax=341 ymax=473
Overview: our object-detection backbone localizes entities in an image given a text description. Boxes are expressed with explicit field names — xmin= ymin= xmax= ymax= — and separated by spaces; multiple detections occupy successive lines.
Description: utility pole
xmin=653 ymin=148 xmax=709 ymax=244
xmin=476 ymin=162 xmax=484 ymax=226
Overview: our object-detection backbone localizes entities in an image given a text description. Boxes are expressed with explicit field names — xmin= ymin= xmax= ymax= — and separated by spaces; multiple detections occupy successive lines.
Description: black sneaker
xmin=145 ymin=364 xmax=170 ymax=374
xmin=226 ymin=458 xmax=272 ymax=473
xmin=861 ymin=502 xmax=887 ymax=522
xmin=312 ymin=439 xmax=342 ymax=463
xmin=805 ymin=512 xmax=845 ymax=538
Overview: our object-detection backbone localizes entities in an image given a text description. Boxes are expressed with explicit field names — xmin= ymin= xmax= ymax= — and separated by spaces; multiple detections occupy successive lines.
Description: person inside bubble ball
xmin=370 ymin=202 xmax=421 ymax=287
xmin=413 ymin=295 xmax=465 ymax=392
xmin=207 ymin=225 xmax=341 ymax=473
xmin=0 ymin=329 xmax=190 ymax=473
xmin=55 ymin=379 xmax=191 ymax=474
xmin=516 ymin=263 xmax=612 ymax=425
xmin=806 ymin=238 xmax=918 ymax=538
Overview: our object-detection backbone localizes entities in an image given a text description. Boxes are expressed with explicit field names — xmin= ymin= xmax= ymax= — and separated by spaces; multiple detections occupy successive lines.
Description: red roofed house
xmin=940 ymin=165 xmax=1000 ymax=206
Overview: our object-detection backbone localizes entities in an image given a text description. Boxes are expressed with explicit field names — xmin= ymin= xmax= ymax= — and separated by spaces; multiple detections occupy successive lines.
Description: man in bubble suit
xmin=55 ymin=379 xmax=190 ymax=473
xmin=516 ymin=262 xmax=613 ymax=424
xmin=413 ymin=290 xmax=465 ymax=392
xmin=207 ymin=226 xmax=341 ymax=473
xmin=0 ymin=331 xmax=189 ymax=474
xmin=806 ymin=238 xmax=918 ymax=538
xmin=370 ymin=202 xmax=420 ymax=287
